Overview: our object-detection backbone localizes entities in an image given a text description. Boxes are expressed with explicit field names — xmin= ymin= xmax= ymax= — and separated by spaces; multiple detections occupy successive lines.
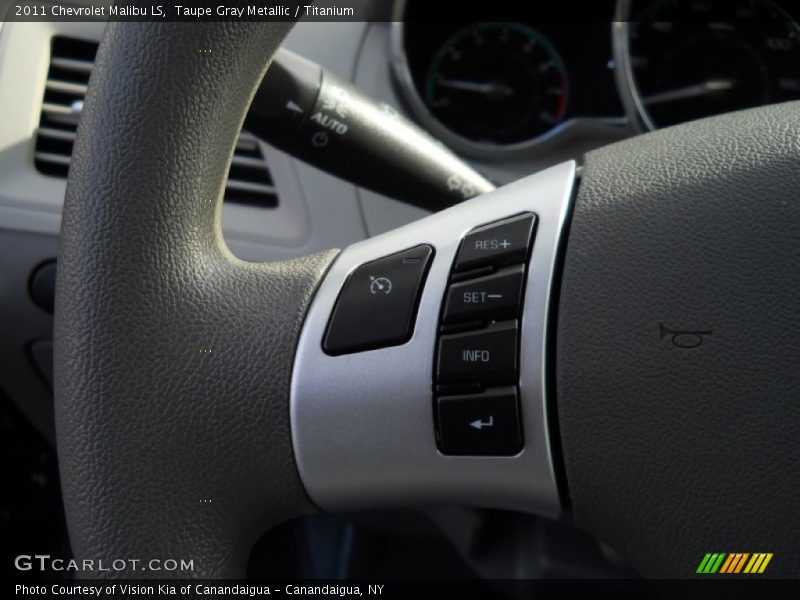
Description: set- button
xmin=443 ymin=265 xmax=525 ymax=324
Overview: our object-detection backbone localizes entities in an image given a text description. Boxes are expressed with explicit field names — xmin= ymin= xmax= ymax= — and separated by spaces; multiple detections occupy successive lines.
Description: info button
xmin=436 ymin=320 xmax=518 ymax=384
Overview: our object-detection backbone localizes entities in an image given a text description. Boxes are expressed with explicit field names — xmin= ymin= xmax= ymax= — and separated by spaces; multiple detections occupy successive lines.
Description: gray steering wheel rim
xmin=55 ymin=21 xmax=337 ymax=579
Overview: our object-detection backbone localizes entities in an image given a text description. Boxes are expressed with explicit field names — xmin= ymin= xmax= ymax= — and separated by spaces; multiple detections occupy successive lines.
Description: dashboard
xmin=392 ymin=0 xmax=800 ymax=159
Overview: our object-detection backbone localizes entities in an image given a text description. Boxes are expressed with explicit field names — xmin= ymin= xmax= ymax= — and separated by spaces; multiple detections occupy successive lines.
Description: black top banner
xmin=0 ymin=0 xmax=624 ymax=23
xmin=6 ymin=0 xmax=794 ymax=23
xmin=6 ymin=0 xmax=371 ymax=22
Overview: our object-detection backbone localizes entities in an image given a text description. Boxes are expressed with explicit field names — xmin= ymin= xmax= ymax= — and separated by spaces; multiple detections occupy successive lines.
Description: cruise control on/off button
xmin=323 ymin=245 xmax=433 ymax=355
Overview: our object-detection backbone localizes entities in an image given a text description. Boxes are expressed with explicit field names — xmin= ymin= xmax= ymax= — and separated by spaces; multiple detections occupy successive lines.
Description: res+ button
xmin=454 ymin=213 xmax=536 ymax=273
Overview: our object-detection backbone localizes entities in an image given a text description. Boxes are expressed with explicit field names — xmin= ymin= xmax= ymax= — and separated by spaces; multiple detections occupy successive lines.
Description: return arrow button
xmin=437 ymin=387 xmax=522 ymax=456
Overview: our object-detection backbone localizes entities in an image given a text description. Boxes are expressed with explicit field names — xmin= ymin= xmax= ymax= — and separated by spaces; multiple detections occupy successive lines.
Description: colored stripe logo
xmin=696 ymin=553 xmax=773 ymax=574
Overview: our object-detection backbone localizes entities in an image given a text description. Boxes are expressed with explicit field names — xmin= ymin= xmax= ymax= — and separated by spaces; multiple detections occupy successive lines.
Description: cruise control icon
xmin=369 ymin=276 xmax=392 ymax=295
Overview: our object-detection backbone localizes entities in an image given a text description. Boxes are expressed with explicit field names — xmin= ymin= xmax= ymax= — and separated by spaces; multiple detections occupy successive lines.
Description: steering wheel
xmin=55 ymin=21 xmax=800 ymax=579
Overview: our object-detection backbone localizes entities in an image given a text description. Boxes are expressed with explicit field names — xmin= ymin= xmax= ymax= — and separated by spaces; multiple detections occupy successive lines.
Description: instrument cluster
xmin=392 ymin=0 xmax=800 ymax=157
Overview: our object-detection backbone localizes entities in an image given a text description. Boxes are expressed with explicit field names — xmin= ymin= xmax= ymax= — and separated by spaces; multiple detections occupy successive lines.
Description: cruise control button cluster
xmin=435 ymin=214 xmax=536 ymax=456
xmin=323 ymin=245 xmax=433 ymax=355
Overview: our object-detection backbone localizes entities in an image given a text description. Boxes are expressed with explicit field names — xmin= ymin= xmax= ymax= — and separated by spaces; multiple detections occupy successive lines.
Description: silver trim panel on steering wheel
xmin=291 ymin=161 xmax=576 ymax=517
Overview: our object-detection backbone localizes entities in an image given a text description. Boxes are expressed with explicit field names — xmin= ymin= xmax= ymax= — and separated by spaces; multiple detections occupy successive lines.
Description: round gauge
xmin=422 ymin=23 xmax=569 ymax=145
xmin=626 ymin=0 xmax=800 ymax=129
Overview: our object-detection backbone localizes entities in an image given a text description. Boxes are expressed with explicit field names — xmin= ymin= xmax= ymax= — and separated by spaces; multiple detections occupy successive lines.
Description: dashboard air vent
xmin=34 ymin=36 xmax=278 ymax=208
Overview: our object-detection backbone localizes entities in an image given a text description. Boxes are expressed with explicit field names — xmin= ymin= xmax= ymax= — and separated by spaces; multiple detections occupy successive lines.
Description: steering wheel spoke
xmin=292 ymin=161 xmax=575 ymax=517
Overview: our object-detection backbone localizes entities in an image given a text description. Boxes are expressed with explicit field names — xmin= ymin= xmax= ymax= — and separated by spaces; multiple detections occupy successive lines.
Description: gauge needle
xmin=643 ymin=79 xmax=738 ymax=106
xmin=436 ymin=78 xmax=515 ymax=100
